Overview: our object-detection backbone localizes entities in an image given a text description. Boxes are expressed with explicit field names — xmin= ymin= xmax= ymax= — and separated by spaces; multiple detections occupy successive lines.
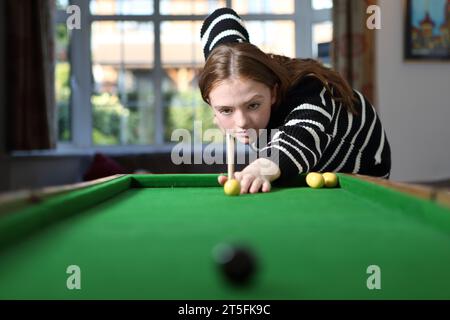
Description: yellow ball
xmin=306 ymin=172 xmax=324 ymax=189
xmin=224 ymin=179 xmax=241 ymax=196
xmin=322 ymin=172 xmax=338 ymax=188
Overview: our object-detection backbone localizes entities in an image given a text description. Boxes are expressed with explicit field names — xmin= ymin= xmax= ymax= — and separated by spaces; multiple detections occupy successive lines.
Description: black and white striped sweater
xmin=256 ymin=77 xmax=391 ymax=182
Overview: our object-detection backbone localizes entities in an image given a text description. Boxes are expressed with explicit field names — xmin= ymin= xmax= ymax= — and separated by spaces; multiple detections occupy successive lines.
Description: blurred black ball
xmin=213 ymin=243 xmax=257 ymax=286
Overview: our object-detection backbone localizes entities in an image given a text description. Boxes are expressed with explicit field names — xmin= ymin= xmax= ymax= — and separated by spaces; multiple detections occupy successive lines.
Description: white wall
xmin=376 ymin=0 xmax=450 ymax=182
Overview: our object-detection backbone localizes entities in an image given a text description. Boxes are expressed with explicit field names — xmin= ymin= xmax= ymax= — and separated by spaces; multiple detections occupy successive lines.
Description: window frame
xmin=54 ymin=0 xmax=331 ymax=154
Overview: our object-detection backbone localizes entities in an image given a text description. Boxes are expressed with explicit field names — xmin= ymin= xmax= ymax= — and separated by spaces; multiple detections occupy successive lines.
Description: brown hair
xmin=198 ymin=42 xmax=358 ymax=114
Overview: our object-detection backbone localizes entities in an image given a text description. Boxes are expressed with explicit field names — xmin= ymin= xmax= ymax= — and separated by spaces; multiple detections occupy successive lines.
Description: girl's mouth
xmin=235 ymin=129 xmax=252 ymax=136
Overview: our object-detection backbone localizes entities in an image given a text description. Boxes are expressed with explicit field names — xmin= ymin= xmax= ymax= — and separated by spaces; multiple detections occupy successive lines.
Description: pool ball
xmin=213 ymin=244 xmax=257 ymax=286
xmin=306 ymin=172 xmax=324 ymax=188
xmin=322 ymin=172 xmax=338 ymax=188
xmin=224 ymin=179 xmax=241 ymax=196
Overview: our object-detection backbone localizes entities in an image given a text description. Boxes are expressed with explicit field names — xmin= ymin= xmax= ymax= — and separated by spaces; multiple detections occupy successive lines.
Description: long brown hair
xmin=198 ymin=42 xmax=358 ymax=114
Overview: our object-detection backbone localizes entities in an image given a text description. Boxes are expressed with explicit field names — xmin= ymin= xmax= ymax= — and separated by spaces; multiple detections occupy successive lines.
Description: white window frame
xmin=52 ymin=0 xmax=331 ymax=155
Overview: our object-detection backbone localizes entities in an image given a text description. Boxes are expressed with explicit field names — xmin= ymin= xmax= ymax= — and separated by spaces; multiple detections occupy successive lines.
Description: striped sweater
xmin=255 ymin=76 xmax=391 ymax=182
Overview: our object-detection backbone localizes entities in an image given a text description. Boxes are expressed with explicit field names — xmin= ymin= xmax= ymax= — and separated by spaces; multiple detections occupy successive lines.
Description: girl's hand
xmin=217 ymin=158 xmax=281 ymax=194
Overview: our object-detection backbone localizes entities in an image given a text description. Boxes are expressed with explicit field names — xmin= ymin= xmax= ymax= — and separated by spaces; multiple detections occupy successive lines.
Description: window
xmin=55 ymin=0 xmax=72 ymax=142
xmin=55 ymin=0 xmax=332 ymax=151
xmin=312 ymin=0 xmax=332 ymax=10
xmin=91 ymin=21 xmax=154 ymax=145
xmin=313 ymin=21 xmax=333 ymax=66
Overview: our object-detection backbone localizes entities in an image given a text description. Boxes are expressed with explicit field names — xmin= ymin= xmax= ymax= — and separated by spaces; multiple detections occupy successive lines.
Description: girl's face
xmin=208 ymin=77 xmax=276 ymax=144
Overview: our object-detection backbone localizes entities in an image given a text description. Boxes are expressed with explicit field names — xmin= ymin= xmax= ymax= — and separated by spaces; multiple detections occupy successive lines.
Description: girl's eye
xmin=220 ymin=108 xmax=233 ymax=115
xmin=249 ymin=103 xmax=260 ymax=110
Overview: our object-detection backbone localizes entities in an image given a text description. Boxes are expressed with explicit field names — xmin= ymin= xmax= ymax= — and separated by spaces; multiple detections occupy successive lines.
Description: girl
xmin=199 ymin=8 xmax=391 ymax=194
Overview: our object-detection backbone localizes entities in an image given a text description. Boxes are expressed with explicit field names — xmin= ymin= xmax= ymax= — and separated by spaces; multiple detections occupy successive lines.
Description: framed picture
xmin=404 ymin=0 xmax=450 ymax=60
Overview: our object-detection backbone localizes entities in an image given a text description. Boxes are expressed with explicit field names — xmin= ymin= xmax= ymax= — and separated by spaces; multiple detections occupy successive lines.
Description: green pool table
xmin=0 ymin=173 xmax=450 ymax=300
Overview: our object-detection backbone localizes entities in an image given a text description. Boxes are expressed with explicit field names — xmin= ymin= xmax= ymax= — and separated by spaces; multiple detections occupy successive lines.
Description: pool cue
xmin=226 ymin=132 xmax=235 ymax=180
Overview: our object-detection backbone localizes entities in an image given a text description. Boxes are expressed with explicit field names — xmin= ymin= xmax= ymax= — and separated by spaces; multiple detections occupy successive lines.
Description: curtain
xmin=5 ymin=0 xmax=56 ymax=151
xmin=332 ymin=0 xmax=377 ymax=105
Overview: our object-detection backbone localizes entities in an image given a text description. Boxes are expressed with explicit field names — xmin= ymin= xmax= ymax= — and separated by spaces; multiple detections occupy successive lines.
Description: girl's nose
xmin=234 ymin=111 xmax=249 ymax=128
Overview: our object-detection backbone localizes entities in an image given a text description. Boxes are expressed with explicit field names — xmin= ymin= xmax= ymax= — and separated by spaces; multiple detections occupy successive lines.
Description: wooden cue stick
xmin=226 ymin=132 xmax=235 ymax=180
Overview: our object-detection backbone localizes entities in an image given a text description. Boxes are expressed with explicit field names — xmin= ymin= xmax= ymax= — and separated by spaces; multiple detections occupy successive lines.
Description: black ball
xmin=213 ymin=244 xmax=257 ymax=286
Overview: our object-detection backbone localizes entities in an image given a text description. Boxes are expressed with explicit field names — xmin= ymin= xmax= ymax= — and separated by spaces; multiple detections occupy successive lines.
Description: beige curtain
xmin=332 ymin=0 xmax=377 ymax=105
xmin=5 ymin=0 xmax=56 ymax=151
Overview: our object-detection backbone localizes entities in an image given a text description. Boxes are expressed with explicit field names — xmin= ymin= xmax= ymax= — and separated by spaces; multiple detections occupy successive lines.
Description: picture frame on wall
xmin=404 ymin=0 xmax=450 ymax=60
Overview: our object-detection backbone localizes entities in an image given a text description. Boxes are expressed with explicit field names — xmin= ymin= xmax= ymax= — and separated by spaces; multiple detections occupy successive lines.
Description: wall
xmin=5 ymin=156 xmax=90 ymax=190
xmin=376 ymin=0 xmax=450 ymax=182
xmin=0 ymin=152 xmax=237 ymax=192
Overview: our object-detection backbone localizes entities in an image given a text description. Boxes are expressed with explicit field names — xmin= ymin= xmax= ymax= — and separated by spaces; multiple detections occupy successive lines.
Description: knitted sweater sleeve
xmin=260 ymin=79 xmax=336 ymax=181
